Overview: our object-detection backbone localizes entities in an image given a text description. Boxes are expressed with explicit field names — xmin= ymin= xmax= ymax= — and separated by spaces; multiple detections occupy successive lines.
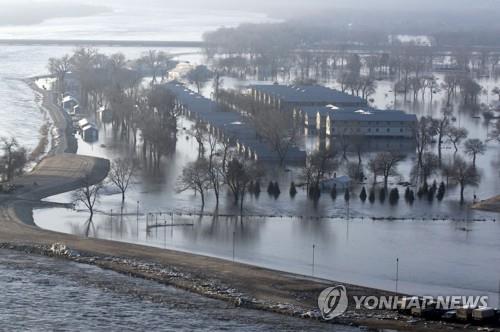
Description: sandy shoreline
xmin=0 ymin=81 xmax=496 ymax=331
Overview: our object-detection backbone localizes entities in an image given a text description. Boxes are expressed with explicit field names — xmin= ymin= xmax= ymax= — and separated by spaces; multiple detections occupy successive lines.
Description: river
xmin=0 ymin=249 xmax=355 ymax=331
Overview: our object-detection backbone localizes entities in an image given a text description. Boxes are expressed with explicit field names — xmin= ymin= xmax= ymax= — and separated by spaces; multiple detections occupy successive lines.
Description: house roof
xmin=82 ymin=124 xmax=98 ymax=131
xmin=251 ymin=84 xmax=366 ymax=106
xmin=62 ymin=95 xmax=78 ymax=103
xmin=298 ymin=106 xmax=417 ymax=122
xmin=164 ymin=81 xmax=306 ymax=163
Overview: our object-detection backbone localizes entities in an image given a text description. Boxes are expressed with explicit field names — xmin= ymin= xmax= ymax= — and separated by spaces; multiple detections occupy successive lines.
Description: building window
xmin=400 ymin=128 xmax=404 ymax=132
xmin=376 ymin=128 xmax=379 ymax=132
xmin=387 ymin=128 xmax=390 ymax=132
xmin=368 ymin=128 xmax=371 ymax=132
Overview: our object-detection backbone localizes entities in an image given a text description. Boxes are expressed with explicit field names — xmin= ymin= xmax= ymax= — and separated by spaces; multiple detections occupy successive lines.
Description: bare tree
xmin=447 ymin=126 xmax=469 ymax=155
xmin=419 ymin=152 xmax=440 ymax=184
xmin=301 ymin=149 xmax=338 ymax=197
xmin=72 ymin=176 xmax=103 ymax=221
xmin=459 ymin=77 xmax=482 ymax=105
xmin=488 ymin=120 xmax=500 ymax=143
xmin=448 ymin=156 xmax=480 ymax=204
xmin=47 ymin=54 xmax=71 ymax=94
xmin=0 ymin=137 xmax=27 ymax=182
xmin=441 ymin=74 xmax=460 ymax=107
xmin=225 ymin=158 xmax=261 ymax=213
xmin=108 ymin=158 xmax=137 ymax=202
xmin=413 ymin=116 xmax=437 ymax=170
xmin=369 ymin=151 xmax=405 ymax=191
xmin=177 ymin=159 xmax=211 ymax=209
xmin=463 ymin=138 xmax=486 ymax=167
xmin=492 ymin=86 xmax=500 ymax=101
xmin=212 ymin=71 xmax=224 ymax=101
xmin=205 ymin=133 xmax=227 ymax=209
xmin=186 ymin=65 xmax=213 ymax=93
xmin=254 ymin=110 xmax=298 ymax=166
xmin=435 ymin=108 xmax=452 ymax=165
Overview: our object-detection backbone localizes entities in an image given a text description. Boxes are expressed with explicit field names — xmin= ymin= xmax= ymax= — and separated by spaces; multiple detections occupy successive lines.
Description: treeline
xmin=48 ymin=49 xmax=183 ymax=169
xmin=204 ymin=21 xmax=500 ymax=84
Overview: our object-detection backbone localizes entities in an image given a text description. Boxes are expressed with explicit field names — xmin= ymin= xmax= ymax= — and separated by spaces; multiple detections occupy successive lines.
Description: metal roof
xmin=164 ymin=81 xmax=306 ymax=163
xmin=251 ymin=84 xmax=366 ymax=105
xmin=298 ymin=106 xmax=417 ymax=122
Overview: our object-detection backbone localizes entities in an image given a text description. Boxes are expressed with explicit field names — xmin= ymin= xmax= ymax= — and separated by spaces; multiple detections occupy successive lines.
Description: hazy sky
xmin=1 ymin=0 xmax=499 ymax=29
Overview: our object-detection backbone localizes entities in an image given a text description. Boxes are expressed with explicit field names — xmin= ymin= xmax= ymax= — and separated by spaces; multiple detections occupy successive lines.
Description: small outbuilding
xmin=81 ymin=124 xmax=99 ymax=142
xmin=62 ymin=95 xmax=79 ymax=113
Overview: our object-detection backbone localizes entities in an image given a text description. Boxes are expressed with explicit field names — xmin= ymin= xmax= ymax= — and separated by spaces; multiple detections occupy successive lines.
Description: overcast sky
xmin=1 ymin=0 xmax=499 ymax=26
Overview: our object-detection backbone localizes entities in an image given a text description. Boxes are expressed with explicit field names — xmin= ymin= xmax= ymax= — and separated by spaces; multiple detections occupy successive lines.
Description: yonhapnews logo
xmin=318 ymin=285 xmax=349 ymax=320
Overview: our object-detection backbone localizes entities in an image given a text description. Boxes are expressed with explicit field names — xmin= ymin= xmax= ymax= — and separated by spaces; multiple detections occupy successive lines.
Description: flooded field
xmin=35 ymin=205 xmax=500 ymax=307
xmin=0 ymin=249 xmax=357 ymax=331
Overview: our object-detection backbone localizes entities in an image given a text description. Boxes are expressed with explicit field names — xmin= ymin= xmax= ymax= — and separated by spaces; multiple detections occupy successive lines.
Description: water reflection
xmin=35 ymin=206 xmax=500 ymax=307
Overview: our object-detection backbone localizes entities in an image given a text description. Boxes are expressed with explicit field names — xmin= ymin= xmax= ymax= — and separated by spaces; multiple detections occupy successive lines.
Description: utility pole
xmin=232 ymin=231 xmax=236 ymax=262
xmin=396 ymin=257 xmax=399 ymax=293
xmin=312 ymin=244 xmax=316 ymax=276
xmin=136 ymin=201 xmax=140 ymax=238
xmin=110 ymin=209 xmax=113 ymax=240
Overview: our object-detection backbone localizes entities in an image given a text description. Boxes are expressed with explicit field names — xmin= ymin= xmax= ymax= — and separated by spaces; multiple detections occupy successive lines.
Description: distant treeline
xmin=204 ymin=10 xmax=500 ymax=51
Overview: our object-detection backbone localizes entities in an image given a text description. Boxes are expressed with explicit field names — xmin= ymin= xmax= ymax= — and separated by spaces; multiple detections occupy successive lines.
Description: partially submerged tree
xmin=47 ymin=54 xmax=71 ymax=93
xmin=447 ymin=126 xmax=469 ymax=155
xmin=369 ymin=151 xmax=404 ymax=191
xmin=186 ymin=65 xmax=213 ymax=93
xmin=448 ymin=156 xmax=480 ymax=205
xmin=177 ymin=159 xmax=211 ymax=209
xmin=72 ymin=176 xmax=103 ymax=221
xmin=463 ymin=138 xmax=486 ymax=167
xmin=419 ymin=152 xmax=440 ymax=184
xmin=225 ymin=158 xmax=261 ymax=213
xmin=0 ymin=137 xmax=28 ymax=182
xmin=108 ymin=158 xmax=137 ymax=202
xmin=301 ymin=149 xmax=338 ymax=199
xmin=413 ymin=116 xmax=437 ymax=171
xmin=435 ymin=108 xmax=452 ymax=165
xmin=254 ymin=110 xmax=297 ymax=166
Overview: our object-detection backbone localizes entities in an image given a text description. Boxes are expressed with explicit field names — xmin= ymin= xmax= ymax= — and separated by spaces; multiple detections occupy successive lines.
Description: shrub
xmin=379 ymin=188 xmax=386 ymax=203
xmin=344 ymin=189 xmax=350 ymax=202
xmin=359 ymin=187 xmax=367 ymax=202
xmin=389 ymin=188 xmax=399 ymax=205
xmin=368 ymin=188 xmax=375 ymax=203
xmin=289 ymin=181 xmax=297 ymax=198
xmin=330 ymin=185 xmax=337 ymax=200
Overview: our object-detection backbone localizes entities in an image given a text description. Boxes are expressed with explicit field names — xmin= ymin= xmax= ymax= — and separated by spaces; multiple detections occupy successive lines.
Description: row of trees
xmin=48 ymin=49 xmax=186 ymax=169
xmin=205 ymin=22 xmax=500 ymax=84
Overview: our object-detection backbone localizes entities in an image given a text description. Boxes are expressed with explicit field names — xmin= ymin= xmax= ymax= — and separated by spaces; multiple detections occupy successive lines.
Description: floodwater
xmin=35 ymin=73 xmax=500 ymax=309
xmin=1 ymin=0 xmax=500 ymax=317
xmin=0 ymin=249 xmax=353 ymax=331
